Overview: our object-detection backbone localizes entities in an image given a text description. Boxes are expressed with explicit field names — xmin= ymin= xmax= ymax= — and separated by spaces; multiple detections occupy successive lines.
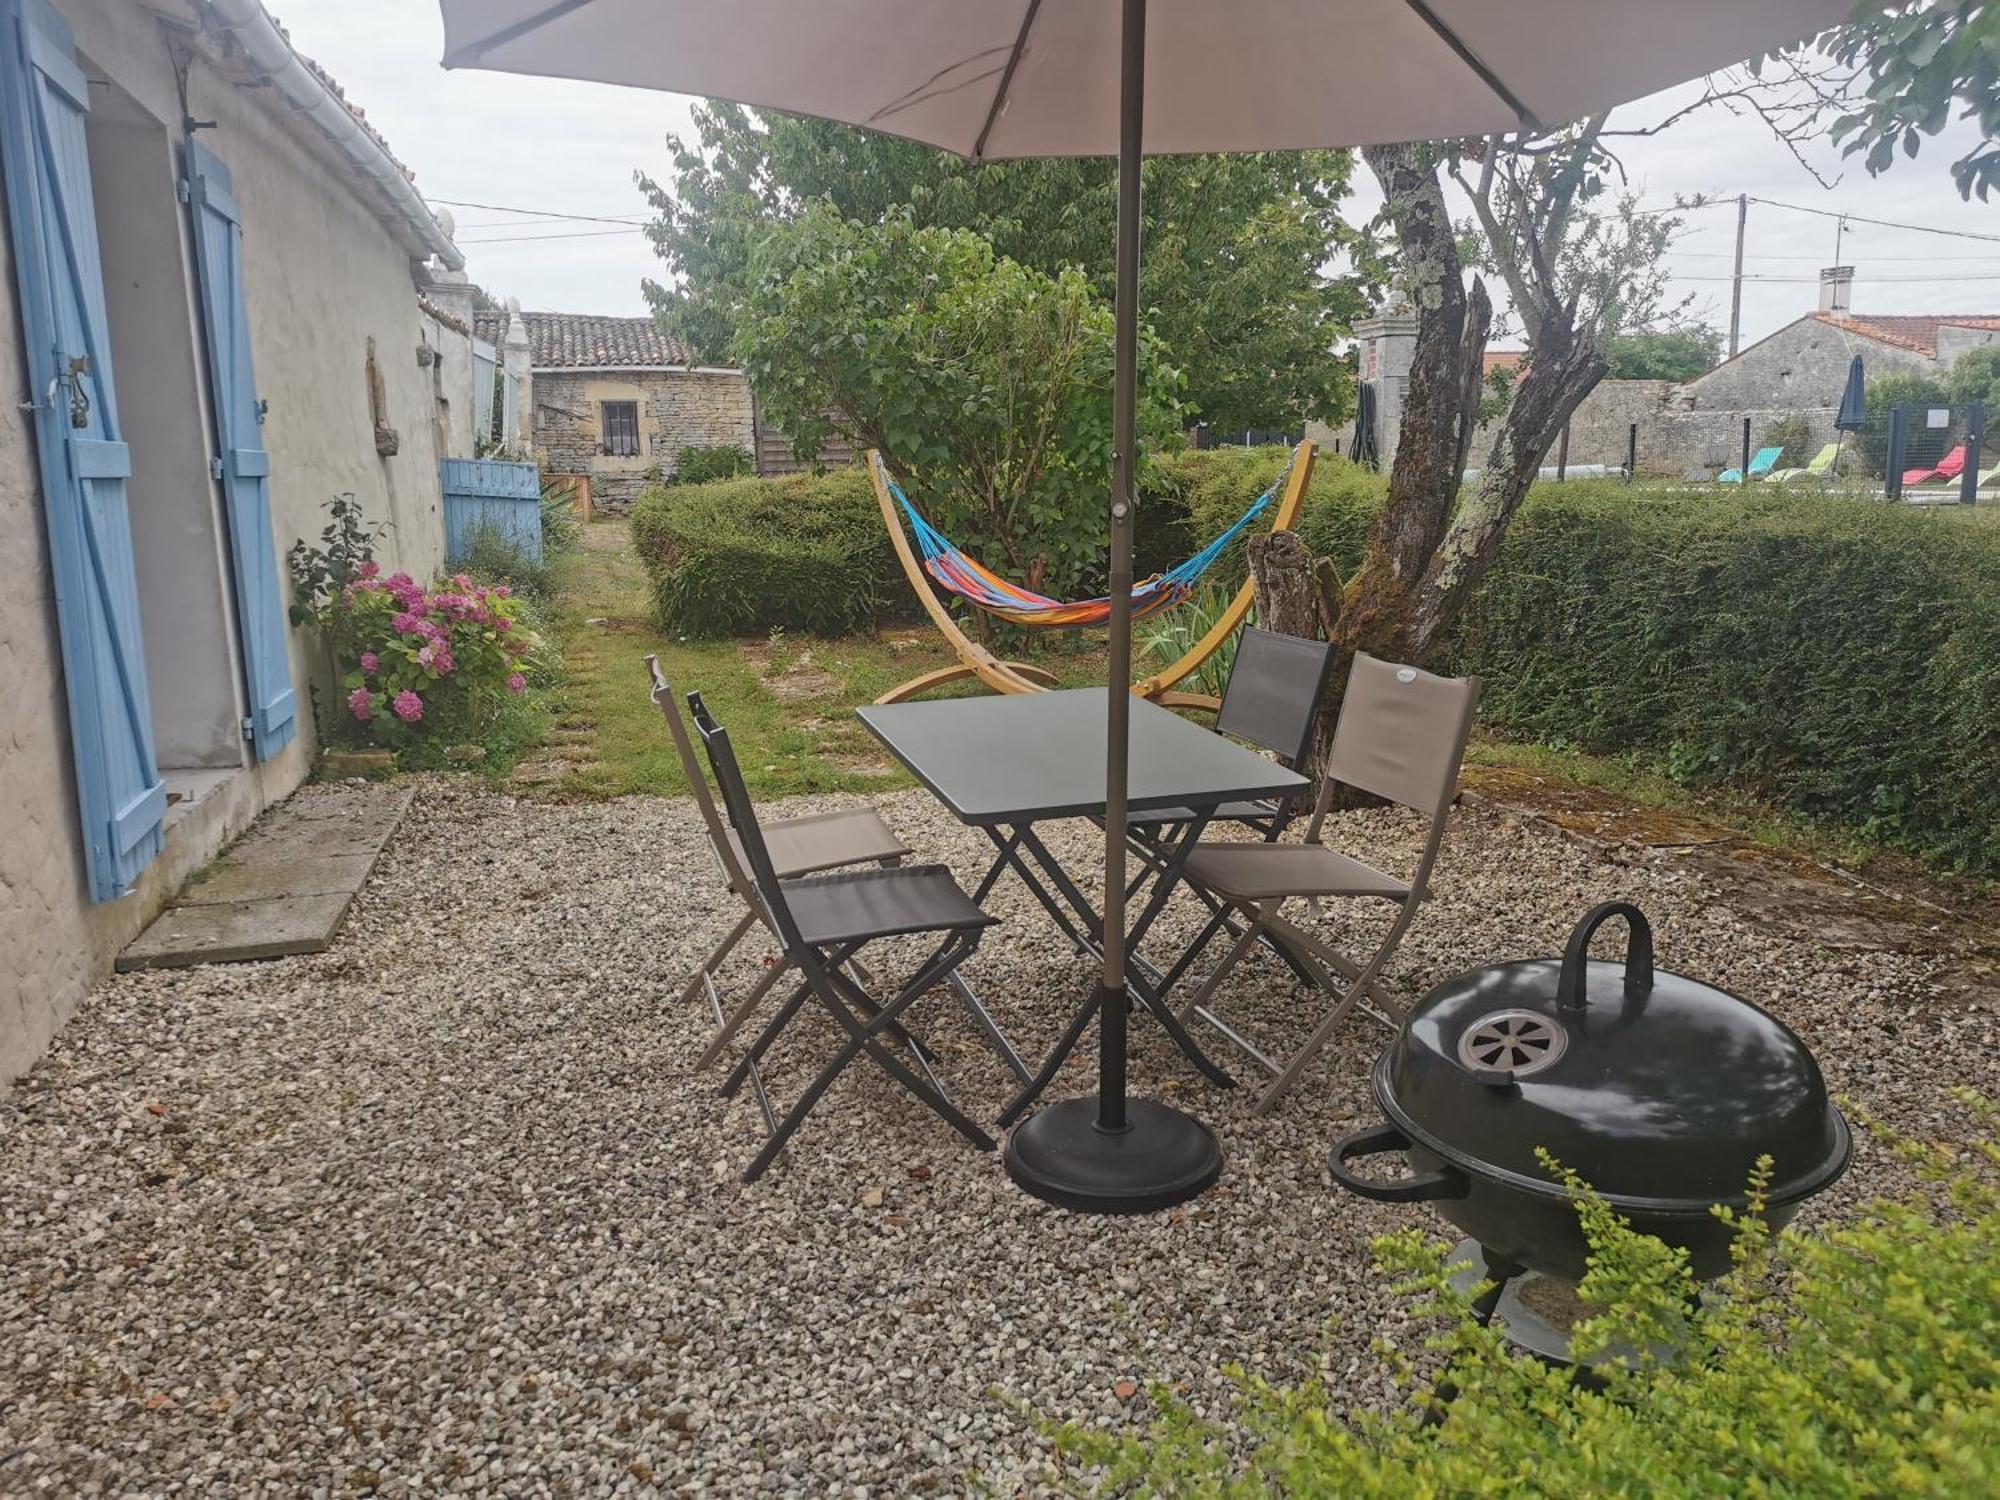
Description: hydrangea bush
xmin=333 ymin=564 xmax=540 ymax=743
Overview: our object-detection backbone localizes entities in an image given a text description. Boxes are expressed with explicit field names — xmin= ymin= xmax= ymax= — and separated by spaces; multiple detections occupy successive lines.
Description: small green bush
xmin=1046 ymin=1100 xmax=1999 ymax=1499
xmin=1455 ymin=484 xmax=2000 ymax=873
xmin=1759 ymin=412 xmax=1817 ymax=468
xmin=455 ymin=521 xmax=555 ymax=600
xmin=669 ymin=444 xmax=755 ymax=486
xmin=1147 ymin=446 xmax=1386 ymax=583
xmin=630 ymin=467 xmax=903 ymax=637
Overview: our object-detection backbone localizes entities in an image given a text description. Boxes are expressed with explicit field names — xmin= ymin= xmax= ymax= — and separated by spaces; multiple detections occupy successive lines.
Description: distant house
xmin=472 ymin=308 xmax=854 ymax=512
xmin=1 ymin=0 xmax=477 ymax=1081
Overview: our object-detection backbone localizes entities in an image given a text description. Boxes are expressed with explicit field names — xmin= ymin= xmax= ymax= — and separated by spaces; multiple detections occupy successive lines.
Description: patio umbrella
xmin=1833 ymin=352 xmax=1866 ymax=473
xmin=438 ymin=0 xmax=1854 ymax=1212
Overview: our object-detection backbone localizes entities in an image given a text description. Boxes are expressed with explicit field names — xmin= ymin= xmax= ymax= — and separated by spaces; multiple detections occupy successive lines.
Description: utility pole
xmin=1727 ymin=192 xmax=1747 ymax=358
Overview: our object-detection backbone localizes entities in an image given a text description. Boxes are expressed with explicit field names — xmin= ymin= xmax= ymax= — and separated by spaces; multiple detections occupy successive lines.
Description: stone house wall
xmin=532 ymin=368 xmax=756 ymax=512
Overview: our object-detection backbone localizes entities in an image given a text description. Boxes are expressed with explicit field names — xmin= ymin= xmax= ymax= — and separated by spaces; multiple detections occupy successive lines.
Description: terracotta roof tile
xmin=1811 ymin=312 xmax=2000 ymax=358
xmin=470 ymin=311 xmax=703 ymax=369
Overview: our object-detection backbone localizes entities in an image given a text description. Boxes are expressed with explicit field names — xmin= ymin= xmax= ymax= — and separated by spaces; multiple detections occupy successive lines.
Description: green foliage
xmin=1821 ymin=0 xmax=1998 ymax=200
xmin=1859 ymin=369 xmax=1954 ymax=474
xmin=1759 ymin=412 xmax=1819 ymax=468
xmin=455 ymin=521 xmax=555 ymax=600
xmin=286 ymin=493 xmax=386 ymax=627
xmin=668 ymin=443 xmax=755 ymax=486
xmin=540 ymin=477 xmax=583 ymax=557
xmin=639 ymin=103 xmax=1368 ymax=431
xmin=1044 ymin=1099 xmax=1999 ymax=1498
xmin=1602 ymin=325 xmax=1722 ymax=382
xmin=1137 ymin=584 xmax=1245 ymax=702
xmin=1949 ymin=343 xmax=2000 ymax=413
xmin=735 ymin=206 xmax=1181 ymax=604
xmin=1151 ymin=447 xmax=1385 ymax=584
xmin=1455 ymin=484 xmax=2000 ymax=873
xmin=630 ymin=467 xmax=902 ymax=638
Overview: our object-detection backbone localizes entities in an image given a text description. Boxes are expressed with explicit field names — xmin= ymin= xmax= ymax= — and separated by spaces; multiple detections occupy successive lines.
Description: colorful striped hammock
xmin=873 ymin=450 xmax=1295 ymax=629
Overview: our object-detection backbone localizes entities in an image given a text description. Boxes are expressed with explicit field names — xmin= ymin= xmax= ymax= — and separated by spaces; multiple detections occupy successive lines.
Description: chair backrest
xmin=1749 ymin=446 xmax=1784 ymax=473
xmin=689 ymin=693 xmax=809 ymax=956
xmin=1314 ymin=652 xmax=1481 ymax=845
xmin=1213 ymin=626 xmax=1338 ymax=768
xmin=647 ymin=655 xmax=751 ymax=894
xmin=1805 ymin=443 xmax=1838 ymax=473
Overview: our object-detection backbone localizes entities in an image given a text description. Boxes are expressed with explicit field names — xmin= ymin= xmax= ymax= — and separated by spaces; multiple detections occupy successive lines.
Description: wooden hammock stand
xmin=868 ymin=439 xmax=1315 ymax=712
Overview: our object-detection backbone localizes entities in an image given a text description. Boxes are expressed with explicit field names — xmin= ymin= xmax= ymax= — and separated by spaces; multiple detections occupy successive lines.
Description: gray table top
xmin=858 ymin=688 xmax=1308 ymax=826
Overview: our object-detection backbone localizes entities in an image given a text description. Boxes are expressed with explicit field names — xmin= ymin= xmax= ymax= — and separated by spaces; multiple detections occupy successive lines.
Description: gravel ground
xmin=1 ymin=779 xmax=1992 ymax=1496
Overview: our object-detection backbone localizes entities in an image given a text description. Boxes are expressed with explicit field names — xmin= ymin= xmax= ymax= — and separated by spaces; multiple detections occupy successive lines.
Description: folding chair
xmin=691 ymin=694 xmax=1002 ymax=1182
xmin=647 ymin=657 xmax=909 ymax=1081
xmin=1173 ymin=653 xmax=1482 ymax=1113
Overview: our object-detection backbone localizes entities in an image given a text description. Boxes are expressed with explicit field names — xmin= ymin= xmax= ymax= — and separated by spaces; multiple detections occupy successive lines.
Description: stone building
xmin=471 ymin=309 xmax=751 ymax=513
xmin=1340 ymin=269 xmax=2000 ymax=477
xmin=1 ymin=0 xmax=476 ymax=1081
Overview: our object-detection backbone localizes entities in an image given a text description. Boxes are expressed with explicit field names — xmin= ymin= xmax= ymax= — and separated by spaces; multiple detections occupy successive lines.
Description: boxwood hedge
xmin=630 ymin=453 xmax=1998 ymax=871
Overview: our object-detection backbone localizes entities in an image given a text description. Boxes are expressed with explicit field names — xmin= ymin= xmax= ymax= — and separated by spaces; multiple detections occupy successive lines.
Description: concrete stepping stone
xmin=119 ymin=784 xmax=412 ymax=971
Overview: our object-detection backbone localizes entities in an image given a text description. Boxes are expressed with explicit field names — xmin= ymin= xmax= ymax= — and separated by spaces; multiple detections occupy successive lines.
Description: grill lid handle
xmin=1556 ymin=901 xmax=1654 ymax=1012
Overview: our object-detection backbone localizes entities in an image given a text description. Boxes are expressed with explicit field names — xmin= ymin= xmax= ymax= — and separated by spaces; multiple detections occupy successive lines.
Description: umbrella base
xmin=1004 ymin=1095 xmax=1222 ymax=1213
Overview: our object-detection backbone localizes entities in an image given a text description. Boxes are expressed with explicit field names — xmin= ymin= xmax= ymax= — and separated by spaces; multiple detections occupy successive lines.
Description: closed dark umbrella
xmin=1834 ymin=353 xmax=1866 ymax=474
xmin=438 ymin=0 xmax=1854 ymax=1213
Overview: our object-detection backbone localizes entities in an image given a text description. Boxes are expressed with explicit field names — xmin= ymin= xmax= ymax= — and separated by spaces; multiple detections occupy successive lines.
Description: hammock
xmin=873 ymin=449 xmax=1296 ymax=629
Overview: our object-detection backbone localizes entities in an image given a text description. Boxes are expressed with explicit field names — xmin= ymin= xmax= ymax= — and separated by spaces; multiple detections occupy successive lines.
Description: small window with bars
xmin=601 ymin=401 xmax=641 ymax=457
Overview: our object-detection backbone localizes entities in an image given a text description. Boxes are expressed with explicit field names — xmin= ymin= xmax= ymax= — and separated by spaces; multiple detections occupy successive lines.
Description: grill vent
xmin=1457 ymin=1009 xmax=1568 ymax=1078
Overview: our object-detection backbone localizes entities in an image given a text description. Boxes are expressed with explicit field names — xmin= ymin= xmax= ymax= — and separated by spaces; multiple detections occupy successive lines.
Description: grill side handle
xmin=1329 ymin=1125 xmax=1468 ymax=1203
xmin=1556 ymin=901 xmax=1654 ymax=1012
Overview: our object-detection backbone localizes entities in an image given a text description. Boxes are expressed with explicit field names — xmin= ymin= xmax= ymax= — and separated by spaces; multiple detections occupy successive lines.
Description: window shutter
xmin=0 ymin=0 xmax=165 ymax=900
xmin=185 ymin=139 xmax=297 ymax=761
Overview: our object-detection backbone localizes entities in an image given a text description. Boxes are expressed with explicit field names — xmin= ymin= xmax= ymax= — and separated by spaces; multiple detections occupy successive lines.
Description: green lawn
xmin=545 ymin=518 xmax=1107 ymax=799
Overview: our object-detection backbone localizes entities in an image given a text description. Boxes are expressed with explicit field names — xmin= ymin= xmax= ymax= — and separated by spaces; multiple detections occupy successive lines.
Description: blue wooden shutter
xmin=0 ymin=0 xmax=165 ymax=901
xmin=185 ymin=139 xmax=296 ymax=761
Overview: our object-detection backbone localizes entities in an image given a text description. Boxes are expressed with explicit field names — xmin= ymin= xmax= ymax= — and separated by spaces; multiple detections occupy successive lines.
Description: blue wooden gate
xmin=442 ymin=457 xmax=543 ymax=562
xmin=185 ymin=139 xmax=298 ymax=762
xmin=0 ymin=0 xmax=166 ymax=900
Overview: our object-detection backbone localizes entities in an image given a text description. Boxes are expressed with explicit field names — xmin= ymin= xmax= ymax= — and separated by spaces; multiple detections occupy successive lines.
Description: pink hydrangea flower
xmin=391 ymin=611 xmax=420 ymax=635
xmin=346 ymin=686 xmax=373 ymax=721
xmin=494 ymin=616 xmax=513 ymax=633
xmin=507 ymin=673 xmax=527 ymax=694
xmin=356 ymin=559 xmax=381 ymax=580
xmin=431 ymin=646 xmax=455 ymax=674
xmin=391 ymin=689 xmax=424 ymax=723
xmin=358 ymin=652 xmax=380 ymax=673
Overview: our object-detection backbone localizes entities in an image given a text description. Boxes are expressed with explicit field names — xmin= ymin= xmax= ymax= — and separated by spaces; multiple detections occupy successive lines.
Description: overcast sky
xmin=278 ymin=1 xmax=1997 ymax=350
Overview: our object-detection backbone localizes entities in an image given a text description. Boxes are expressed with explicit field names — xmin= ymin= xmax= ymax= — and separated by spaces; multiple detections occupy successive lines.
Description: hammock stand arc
xmin=868 ymin=439 xmax=1315 ymax=712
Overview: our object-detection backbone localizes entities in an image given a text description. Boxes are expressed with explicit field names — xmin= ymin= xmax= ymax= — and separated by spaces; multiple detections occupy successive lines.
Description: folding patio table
xmin=857 ymin=688 xmax=1308 ymax=1135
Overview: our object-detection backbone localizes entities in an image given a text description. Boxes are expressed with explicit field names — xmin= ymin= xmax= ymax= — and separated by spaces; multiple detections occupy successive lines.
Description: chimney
xmin=1819 ymin=265 xmax=1854 ymax=314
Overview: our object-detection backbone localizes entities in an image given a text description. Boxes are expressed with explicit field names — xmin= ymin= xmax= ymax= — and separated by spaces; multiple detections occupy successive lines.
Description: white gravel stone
xmin=0 ymin=778 xmax=1991 ymax=1495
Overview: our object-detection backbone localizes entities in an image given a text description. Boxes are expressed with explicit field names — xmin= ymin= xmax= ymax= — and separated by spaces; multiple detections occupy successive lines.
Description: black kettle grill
xmin=1330 ymin=902 xmax=1850 ymax=1288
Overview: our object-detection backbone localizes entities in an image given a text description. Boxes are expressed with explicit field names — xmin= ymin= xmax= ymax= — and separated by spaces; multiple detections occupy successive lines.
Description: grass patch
xmin=547 ymin=519 xmax=1105 ymax=799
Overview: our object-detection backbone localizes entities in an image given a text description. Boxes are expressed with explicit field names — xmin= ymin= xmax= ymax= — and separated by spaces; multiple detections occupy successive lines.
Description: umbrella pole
xmin=1003 ymin=0 xmax=1223 ymax=1215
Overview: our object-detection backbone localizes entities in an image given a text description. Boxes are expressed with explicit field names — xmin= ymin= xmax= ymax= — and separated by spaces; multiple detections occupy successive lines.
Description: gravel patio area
xmin=2 ymin=779 xmax=1992 ymax=1496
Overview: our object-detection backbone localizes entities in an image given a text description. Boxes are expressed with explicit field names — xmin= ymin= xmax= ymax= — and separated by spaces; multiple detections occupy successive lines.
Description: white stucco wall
xmin=0 ymin=0 xmax=459 ymax=1083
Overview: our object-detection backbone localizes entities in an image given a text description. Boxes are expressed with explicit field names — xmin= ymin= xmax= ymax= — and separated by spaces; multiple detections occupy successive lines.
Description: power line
xmin=429 ymin=194 xmax=651 ymax=227
xmin=1673 ymin=271 xmax=2000 ymax=284
xmin=1743 ymin=195 xmax=2000 ymax=246
xmin=456 ymin=226 xmax=652 ymax=245
xmin=1666 ymin=249 xmax=2000 ymax=262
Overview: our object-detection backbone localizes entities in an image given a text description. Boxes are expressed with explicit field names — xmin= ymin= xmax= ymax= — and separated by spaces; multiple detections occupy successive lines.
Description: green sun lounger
xmin=1765 ymin=442 xmax=1839 ymax=483
xmin=1718 ymin=446 xmax=1783 ymax=483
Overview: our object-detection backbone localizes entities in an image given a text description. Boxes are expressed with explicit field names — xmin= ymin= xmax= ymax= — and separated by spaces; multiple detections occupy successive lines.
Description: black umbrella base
xmin=1004 ymin=1095 xmax=1222 ymax=1213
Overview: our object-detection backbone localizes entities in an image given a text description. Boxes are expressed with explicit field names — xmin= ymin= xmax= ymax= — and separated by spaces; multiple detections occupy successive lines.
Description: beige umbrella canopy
xmin=440 ymin=0 xmax=1850 ymax=1211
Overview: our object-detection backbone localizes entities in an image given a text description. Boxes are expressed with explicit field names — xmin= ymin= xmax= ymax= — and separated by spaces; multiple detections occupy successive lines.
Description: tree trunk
xmin=1248 ymin=529 xmax=1346 ymax=795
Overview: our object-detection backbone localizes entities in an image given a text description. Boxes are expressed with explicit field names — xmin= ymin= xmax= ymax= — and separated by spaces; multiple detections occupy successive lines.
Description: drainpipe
xmin=201 ymin=0 xmax=464 ymax=270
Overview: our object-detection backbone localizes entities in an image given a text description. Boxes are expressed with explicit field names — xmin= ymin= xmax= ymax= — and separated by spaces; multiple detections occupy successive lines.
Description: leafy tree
xmin=1819 ymin=0 xmax=1998 ymax=200
xmin=1603 ymin=325 xmax=1723 ymax=382
xmin=639 ymin=105 xmax=1365 ymax=432
xmin=733 ymin=206 xmax=1182 ymax=605
xmin=1859 ymin=368 xmax=1954 ymax=472
xmin=1947 ymin=343 xmax=2000 ymax=412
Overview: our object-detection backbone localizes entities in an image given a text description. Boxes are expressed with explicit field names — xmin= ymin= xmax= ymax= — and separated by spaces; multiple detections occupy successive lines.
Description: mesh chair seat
xmin=726 ymin=805 xmax=910 ymax=880
xmin=780 ymin=864 xmax=1000 ymax=947
xmin=1182 ymin=841 xmax=1408 ymax=901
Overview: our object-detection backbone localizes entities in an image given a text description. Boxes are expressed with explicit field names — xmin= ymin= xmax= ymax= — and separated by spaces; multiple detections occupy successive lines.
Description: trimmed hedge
xmin=1455 ymin=486 xmax=2000 ymax=873
xmin=629 ymin=454 xmax=1999 ymax=871
xmin=630 ymin=468 xmax=906 ymax=637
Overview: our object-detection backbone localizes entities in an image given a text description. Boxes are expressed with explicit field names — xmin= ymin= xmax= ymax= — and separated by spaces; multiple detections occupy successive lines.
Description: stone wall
xmin=0 ymin=0 xmax=456 ymax=1084
xmin=532 ymin=368 xmax=755 ymax=512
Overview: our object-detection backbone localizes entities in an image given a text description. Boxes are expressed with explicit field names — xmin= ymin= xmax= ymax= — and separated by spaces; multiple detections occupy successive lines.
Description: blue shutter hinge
xmin=177 ymin=178 xmax=191 ymax=204
xmin=209 ymin=455 xmax=224 ymax=480
xmin=241 ymin=718 xmax=255 ymax=741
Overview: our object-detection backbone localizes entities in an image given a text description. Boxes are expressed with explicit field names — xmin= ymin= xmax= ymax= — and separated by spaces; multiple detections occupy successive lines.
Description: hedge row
xmin=629 ymin=453 xmax=1999 ymax=871
xmin=1454 ymin=487 xmax=2000 ymax=873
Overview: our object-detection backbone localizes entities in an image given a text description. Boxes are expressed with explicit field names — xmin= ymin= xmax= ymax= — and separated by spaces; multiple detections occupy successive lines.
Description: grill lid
xmin=1377 ymin=902 xmax=1848 ymax=1209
